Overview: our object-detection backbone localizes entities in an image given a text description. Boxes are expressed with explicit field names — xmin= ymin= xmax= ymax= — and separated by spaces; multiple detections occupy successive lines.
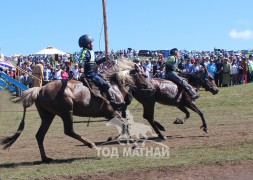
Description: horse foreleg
xmin=154 ymin=120 xmax=166 ymax=131
xmin=35 ymin=106 xmax=55 ymax=163
xmin=61 ymin=113 xmax=97 ymax=149
xmin=187 ymin=103 xmax=208 ymax=133
xmin=143 ymin=104 xmax=167 ymax=140
xmin=173 ymin=106 xmax=190 ymax=124
xmin=121 ymin=104 xmax=128 ymax=119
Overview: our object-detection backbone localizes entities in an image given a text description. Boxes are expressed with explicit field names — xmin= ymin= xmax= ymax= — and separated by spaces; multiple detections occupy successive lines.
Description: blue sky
xmin=1 ymin=0 xmax=253 ymax=56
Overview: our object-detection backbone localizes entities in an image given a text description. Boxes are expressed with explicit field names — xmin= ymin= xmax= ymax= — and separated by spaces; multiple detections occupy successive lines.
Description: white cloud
xmin=229 ymin=29 xmax=253 ymax=40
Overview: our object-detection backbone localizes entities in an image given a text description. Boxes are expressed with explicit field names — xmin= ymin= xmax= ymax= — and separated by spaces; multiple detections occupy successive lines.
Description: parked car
xmin=138 ymin=50 xmax=152 ymax=57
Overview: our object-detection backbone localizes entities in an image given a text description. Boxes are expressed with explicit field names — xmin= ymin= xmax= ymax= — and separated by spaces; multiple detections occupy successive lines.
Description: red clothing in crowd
xmin=242 ymin=60 xmax=247 ymax=83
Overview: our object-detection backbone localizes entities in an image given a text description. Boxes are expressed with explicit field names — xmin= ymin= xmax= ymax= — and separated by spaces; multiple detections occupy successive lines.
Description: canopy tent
xmin=0 ymin=60 xmax=16 ymax=70
xmin=35 ymin=46 xmax=66 ymax=55
xmin=12 ymin=54 xmax=23 ymax=57
xmin=0 ymin=53 xmax=4 ymax=60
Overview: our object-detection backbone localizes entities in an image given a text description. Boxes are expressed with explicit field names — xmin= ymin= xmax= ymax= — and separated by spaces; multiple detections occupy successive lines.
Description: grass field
xmin=0 ymin=82 xmax=253 ymax=179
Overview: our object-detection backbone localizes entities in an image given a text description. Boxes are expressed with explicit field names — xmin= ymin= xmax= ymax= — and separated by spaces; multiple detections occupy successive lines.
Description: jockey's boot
xmin=185 ymin=85 xmax=200 ymax=100
xmin=106 ymin=89 xmax=125 ymax=110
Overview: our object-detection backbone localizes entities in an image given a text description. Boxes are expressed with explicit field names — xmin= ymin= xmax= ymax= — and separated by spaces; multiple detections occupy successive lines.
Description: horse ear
xmin=134 ymin=64 xmax=139 ymax=69
xmin=134 ymin=64 xmax=141 ymax=72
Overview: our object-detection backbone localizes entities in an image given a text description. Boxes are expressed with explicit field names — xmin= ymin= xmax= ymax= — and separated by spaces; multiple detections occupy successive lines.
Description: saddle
xmin=81 ymin=77 xmax=104 ymax=98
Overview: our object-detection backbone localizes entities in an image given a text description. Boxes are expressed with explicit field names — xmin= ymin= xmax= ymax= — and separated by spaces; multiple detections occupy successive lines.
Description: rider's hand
xmin=176 ymin=69 xmax=182 ymax=73
xmin=105 ymin=54 xmax=110 ymax=61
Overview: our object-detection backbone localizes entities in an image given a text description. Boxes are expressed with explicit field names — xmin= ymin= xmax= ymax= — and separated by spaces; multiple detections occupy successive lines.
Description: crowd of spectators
xmin=2 ymin=48 xmax=253 ymax=89
xmin=132 ymin=49 xmax=253 ymax=87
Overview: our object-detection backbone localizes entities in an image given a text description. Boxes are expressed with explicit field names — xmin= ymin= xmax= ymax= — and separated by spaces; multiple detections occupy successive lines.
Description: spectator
xmin=144 ymin=59 xmax=152 ymax=78
xmin=32 ymin=60 xmax=44 ymax=87
xmin=207 ymin=59 xmax=217 ymax=78
xmin=222 ymin=58 xmax=231 ymax=87
xmin=43 ymin=63 xmax=53 ymax=82
xmin=184 ymin=59 xmax=192 ymax=73
xmin=73 ymin=53 xmax=79 ymax=64
xmin=242 ymin=57 xmax=248 ymax=84
xmin=231 ymin=59 xmax=238 ymax=86
xmin=248 ymin=54 xmax=253 ymax=82
xmin=178 ymin=58 xmax=186 ymax=71
xmin=189 ymin=61 xmax=200 ymax=73
xmin=152 ymin=60 xmax=158 ymax=77
xmin=155 ymin=60 xmax=165 ymax=78
xmin=49 ymin=56 xmax=55 ymax=67
xmin=61 ymin=67 xmax=69 ymax=80
xmin=8 ymin=68 xmax=15 ymax=78
xmin=204 ymin=56 xmax=210 ymax=67
xmin=71 ymin=63 xmax=80 ymax=80
xmin=214 ymin=58 xmax=224 ymax=87
xmin=238 ymin=60 xmax=244 ymax=84
xmin=53 ymin=64 xmax=62 ymax=80
xmin=143 ymin=67 xmax=150 ymax=78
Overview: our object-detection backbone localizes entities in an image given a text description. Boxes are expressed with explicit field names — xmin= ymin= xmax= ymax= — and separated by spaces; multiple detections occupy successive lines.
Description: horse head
xmin=194 ymin=66 xmax=219 ymax=95
xmin=128 ymin=64 xmax=155 ymax=93
xmin=109 ymin=64 xmax=155 ymax=94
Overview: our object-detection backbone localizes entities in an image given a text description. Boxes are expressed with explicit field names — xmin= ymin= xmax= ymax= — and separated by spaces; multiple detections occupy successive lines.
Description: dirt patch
xmin=54 ymin=160 xmax=253 ymax=180
xmin=0 ymin=90 xmax=253 ymax=179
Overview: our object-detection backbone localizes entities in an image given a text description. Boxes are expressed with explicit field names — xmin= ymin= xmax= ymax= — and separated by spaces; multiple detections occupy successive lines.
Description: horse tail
xmin=1 ymin=107 xmax=26 ymax=149
xmin=0 ymin=87 xmax=41 ymax=150
xmin=22 ymin=87 xmax=41 ymax=108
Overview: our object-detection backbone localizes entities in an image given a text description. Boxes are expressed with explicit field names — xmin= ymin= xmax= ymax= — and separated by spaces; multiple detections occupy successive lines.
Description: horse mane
xmin=109 ymin=70 xmax=135 ymax=88
xmin=180 ymin=69 xmax=204 ymax=81
xmin=102 ymin=58 xmax=136 ymax=87
xmin=117 ymin=58 xmax=135 ymax=71
xmin=101 ymin=58 xmax=135 ymax=76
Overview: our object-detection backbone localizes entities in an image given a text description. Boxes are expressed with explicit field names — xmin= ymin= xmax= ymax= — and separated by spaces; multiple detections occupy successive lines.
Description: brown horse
xmin=113 ymin=65 xmax=219 ymax=140
xmin=0 ymin=65 xmax=151 ymax=163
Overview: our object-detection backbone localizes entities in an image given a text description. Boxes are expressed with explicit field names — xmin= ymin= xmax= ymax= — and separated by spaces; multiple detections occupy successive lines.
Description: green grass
xmin=0 ymin=83 xmax=253 ymax=179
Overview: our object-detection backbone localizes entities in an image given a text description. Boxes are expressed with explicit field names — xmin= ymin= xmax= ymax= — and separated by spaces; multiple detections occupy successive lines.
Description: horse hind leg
xmin=61 ymin=112 xmax=97 ymax=149
xmin=35 ymin=105 xmax=56 ymax=163
xmin=173 ymin=106 xmax=190 ymax=124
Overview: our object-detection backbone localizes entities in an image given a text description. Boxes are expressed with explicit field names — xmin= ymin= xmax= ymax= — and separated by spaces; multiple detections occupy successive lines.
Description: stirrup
xmin=110 ymin=101 xmax=125 ymax=110
xmin=191 ymin=94 xmax=200 ymax=100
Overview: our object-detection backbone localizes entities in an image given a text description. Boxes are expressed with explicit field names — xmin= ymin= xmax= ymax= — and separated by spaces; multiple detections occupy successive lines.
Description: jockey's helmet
xmin=170 ymin=48 xmax=178 ymax=56
xmin=78 ymin=34 xmax=94 ymax=48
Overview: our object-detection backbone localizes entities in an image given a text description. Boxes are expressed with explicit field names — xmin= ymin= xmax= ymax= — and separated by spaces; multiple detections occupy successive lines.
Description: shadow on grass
xmin=73 ymin=119 xmax=108 ymax=124
xmin=77 ymin=134 xmax=209 ymax=147
xmin=0 ymin=156 xmax=101 ymax=169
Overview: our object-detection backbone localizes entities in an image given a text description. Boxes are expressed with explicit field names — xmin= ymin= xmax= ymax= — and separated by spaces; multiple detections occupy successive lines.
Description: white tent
xmin=35 ymin=46 xmax=66 ymax=55
xmin=0 ymin=53 xmax=4 ymax=60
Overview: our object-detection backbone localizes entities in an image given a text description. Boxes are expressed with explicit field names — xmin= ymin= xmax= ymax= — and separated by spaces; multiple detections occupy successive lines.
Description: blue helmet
xmin=133 ymin=57 xmax=140 ymax=62
xmin=78 ymin=34 xmax=94 ymax=48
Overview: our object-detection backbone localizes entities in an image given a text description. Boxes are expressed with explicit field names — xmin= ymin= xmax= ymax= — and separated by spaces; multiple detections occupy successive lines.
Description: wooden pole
xmin=102 ymin=0 xmax=110 ymax=56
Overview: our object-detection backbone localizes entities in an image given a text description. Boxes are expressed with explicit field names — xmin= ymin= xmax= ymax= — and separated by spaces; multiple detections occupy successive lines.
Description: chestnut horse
xmin=113 ymin=66 xmax=219 ymax=140
xmin=0 ymin=65 xmax=151 ymax=163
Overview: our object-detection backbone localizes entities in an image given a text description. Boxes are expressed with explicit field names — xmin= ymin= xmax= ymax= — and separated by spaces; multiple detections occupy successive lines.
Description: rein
xmin=132 ymin=73 xmax=156 ymax=96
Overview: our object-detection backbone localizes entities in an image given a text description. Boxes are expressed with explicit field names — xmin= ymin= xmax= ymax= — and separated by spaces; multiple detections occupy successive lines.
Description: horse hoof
xmin=173 ymin=119 xmax=184 ymax=124
xmin=107 ymin=137 xmax=113 ymax=142
xmin=132 ymin=145 xmax=139 ymax=150
xmin=159 ymin=135 xmax=167 ymax=140
xmin=88 ymin=143 xmax=97 ymax=149
xmin=200 ymin=126 xmax=208 ymax=133
xmin=204 ymin=128 xmax=209 ymax=133
xmin=42 ymin=157 xmax=53 ymax=163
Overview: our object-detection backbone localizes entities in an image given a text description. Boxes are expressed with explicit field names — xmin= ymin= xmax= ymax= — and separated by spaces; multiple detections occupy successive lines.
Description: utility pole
xmin=102 ymin=0 xmax=109 ymax=56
